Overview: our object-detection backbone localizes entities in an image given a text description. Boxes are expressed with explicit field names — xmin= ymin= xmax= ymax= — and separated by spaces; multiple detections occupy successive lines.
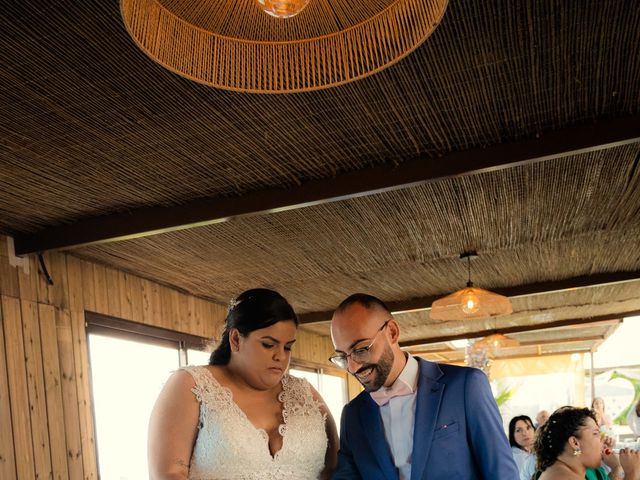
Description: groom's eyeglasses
xmin=329 ymin=320 xmax=390 ymax=369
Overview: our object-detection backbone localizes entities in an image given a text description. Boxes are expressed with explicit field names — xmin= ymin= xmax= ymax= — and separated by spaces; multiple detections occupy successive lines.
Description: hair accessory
xmin=573 ymin=448 xmax=582 ymax=456
xmin=227 ymin=297 xmax=241 ymax=313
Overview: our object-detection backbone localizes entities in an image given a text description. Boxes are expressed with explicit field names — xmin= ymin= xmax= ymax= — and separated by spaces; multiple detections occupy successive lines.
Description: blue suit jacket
xmin=332 ymin=359 xmax=518 ymax=479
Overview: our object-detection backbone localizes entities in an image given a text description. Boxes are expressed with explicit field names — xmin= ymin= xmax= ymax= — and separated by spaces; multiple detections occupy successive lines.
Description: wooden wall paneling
xmin=20 ymin=300 xmax=53 ymax=479
xmin=150 ymin=282 xmax=166 ymax=328
xmin=205 ymin=302 xmax=225 ymax=340
xmin=0 ymin=298 xmax=18 ymax=480
xmin=17 ymin=257 xmax=38 ymax=303
xmin=198 ymin=301 xmax=211 ymax=340
xmin=178 ymin=293 xmax=192 ymax=335
xmin=55 ymin=308 xmax=85 ymax=479
xmin=48 ymin=252 xmax=70 ymax=309
xmin=212 ymin=304 xmax=226 ymax=339
xmin=294 ymin=329 xmax=334 ymax=366
xmin=0 ymin=235 xmax=7 ymax=258
xmin=117 ymin=271 xmax=133 ymax=321
xmin=164 ymin=288 xmax=181 ymax=333
xmin=125 ymin=273 xmax=144 ymax=322
xmin=65 ymin=256 xmax=85 ymax=312
xmin=140 ymin=278 xmax=151 ymax=324
xmin=191 ymin=298 xmax=206 ymax=339
xmin=105 ymin=267 xmax=121 ymax=319
xmin=160 ymin=286 xmax=173 ymax=330
xmin=36 ymin=252 xmax=52 ymax=306
xmin=70 ymin=309 xmax=97 ymax=479
xmin=1 ymin=296 xmax=36 ymax=479
xmin=92 ymin=264 xmax=110 ymax=317
xmin=0 ymin=245 xmax=20 ymax=297
xmin=80 ymin=261 xmax=96 ymax=313
xmin=17 ymin=255 xmax=40 ymax=302
xmin=38 ymin=304 xmax=70 ymax=480
xmin=190 ymin=296 xmax=212 ymax=339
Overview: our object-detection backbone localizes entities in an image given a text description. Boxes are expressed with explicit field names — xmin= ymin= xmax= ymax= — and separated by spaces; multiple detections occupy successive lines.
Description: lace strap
xmin=181 ymin=365 xmax=231 ymax=405
xmin=281 ymin=375 xmax=325 ymax=419
xmin=181 ymin=365 xmax=210 ymax=387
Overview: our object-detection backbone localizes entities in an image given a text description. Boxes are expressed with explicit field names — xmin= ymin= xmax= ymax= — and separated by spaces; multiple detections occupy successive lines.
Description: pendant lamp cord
xmin=466 ymin=255 xmax=473 ymax=288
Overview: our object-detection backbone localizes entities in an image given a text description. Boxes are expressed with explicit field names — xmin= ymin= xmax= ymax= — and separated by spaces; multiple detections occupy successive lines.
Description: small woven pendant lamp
xmin=430 ymin=252 xmax=513 ymax=321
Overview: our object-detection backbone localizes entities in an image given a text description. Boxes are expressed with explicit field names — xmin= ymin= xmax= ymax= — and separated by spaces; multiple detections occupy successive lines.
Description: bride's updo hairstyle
xmin=209 ymin=288 xmax=298 ymax=365
xmin=533 ymin=406 xmax=597 ymax=472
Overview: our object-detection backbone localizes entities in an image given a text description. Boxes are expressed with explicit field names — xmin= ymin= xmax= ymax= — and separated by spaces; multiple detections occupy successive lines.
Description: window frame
xmin=84 ymin=312 xmax=210 ymax=478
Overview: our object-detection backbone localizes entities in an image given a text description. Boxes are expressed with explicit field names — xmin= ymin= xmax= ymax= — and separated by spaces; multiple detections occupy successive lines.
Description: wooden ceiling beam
xmin=298 ymin=271 xmax=640 ymax=324
xmin=416 ymin=349 xmax=595 ymax=363
xmin=398 ymin=313 xmax=632 ymax=348
xmin=408 ymin=335 xmax=607 ymax=355
xmin=14 ymin=115 xmax=640 ymax=255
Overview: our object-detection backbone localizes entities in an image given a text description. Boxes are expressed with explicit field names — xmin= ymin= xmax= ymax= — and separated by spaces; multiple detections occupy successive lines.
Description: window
xmin=289 ymin=364 xmax=348 ymax=429
xmin=86 ymin=313 xmax=208 ymax=480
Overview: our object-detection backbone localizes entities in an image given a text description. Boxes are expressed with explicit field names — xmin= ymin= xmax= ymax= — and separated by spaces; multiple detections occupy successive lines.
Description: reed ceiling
xmin=1 ymin=0 xmax=639 ymax=354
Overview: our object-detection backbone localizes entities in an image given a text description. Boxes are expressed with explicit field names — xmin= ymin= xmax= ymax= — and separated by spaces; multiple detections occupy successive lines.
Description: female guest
xmin=148 ymin=288 xmax=339 ymax=479
xmin=592 ymin=397 xmax=614 ymax=430
xmin=534 ymin=406 xmax=640 ymax=480
xmin=509 ymin=415 xmax=536 ymax=475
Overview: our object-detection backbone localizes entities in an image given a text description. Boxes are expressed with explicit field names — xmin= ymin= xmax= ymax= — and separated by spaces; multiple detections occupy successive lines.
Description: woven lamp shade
xmin=429 ymin=286 xmax=513 ymax=321
xmin=256 ymin=0 xmax=310 ymax=18
xmin=474 ymin=333 xmax=520 ymax=350
xmin=120 ymin=0 xmax=449 ymax=93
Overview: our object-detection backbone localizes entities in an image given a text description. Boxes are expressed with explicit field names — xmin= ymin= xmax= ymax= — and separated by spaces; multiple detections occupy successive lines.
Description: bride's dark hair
xmin=209 ymin=288 xmax=298 ymax=365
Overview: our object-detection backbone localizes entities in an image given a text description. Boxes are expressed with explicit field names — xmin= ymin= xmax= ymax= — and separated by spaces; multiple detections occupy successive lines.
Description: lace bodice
xmin=183 ymin=366 xmax=328 ymax=480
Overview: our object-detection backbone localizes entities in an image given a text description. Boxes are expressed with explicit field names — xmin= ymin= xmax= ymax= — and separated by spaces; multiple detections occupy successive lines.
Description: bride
xmin=148 ymin=288 xmax=338 ymax=479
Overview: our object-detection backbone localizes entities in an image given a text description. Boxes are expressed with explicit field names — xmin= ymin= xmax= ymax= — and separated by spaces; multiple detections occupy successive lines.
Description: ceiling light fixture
xmin=475 ymin=333 xmax=520 ymax=350
xmin=120 ymin=0 xmax=449 ymax=93
xmin=255 ymin=0 xmax=310 ymax=18
xmin=430 ymin=252 xmax=513 ymax=320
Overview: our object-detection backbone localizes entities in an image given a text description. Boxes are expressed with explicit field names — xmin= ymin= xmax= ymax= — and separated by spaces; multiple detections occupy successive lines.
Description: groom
xmin=330 ymin=293 xmax=518 ymax=479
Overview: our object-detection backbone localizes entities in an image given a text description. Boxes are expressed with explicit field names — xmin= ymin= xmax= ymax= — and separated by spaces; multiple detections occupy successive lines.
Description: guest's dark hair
xmin=335 ymin=293 xmax=391 ymax=315
xmin=533 ymin=406 xmax=597 ymax=472
xmin=508 ymin=415 xmax=535 ymax=450
xmin=209 ymin=288 xmax=297 ymax=365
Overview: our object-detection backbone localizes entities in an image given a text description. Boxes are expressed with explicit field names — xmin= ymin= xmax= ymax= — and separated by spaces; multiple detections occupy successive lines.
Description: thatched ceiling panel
xmin=70 ymin=152 xmax=640 ymax=313
xmin=1 ymin=1 xmax=639 ymax=235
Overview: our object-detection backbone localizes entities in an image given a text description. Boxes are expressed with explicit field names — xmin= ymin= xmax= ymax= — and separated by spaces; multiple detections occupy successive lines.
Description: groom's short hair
xmin=335 ymin=293 xmax=391 ymax=316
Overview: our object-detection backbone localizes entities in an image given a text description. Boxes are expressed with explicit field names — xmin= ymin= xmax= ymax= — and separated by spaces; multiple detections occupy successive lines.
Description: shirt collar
xmin=379 ymin=353 xmax=419 ymax=394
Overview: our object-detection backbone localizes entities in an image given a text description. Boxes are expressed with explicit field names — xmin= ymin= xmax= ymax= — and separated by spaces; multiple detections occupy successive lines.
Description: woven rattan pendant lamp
xmin=475 ymin=333 xmax=520 ymax=349
xmin=120 ymin=0 xmax=449 ymax=93
xmin=430 ymin=252 xmax=513 ymax=320
xmin=256 ymin=0 xmax=310 ymax=18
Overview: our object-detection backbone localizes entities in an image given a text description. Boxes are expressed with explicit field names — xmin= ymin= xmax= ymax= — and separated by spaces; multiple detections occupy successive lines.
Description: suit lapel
xmin=358 ymin=395 xmax=397 ymax=480
xmin=410 ymin=359 xmax=444 ymax=480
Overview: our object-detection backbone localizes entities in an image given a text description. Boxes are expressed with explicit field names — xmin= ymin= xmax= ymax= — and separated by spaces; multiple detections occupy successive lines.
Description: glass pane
xmin=187 ymin=348 xmax=212 ymax=366
xmin=320 ymin=372 xmax=347 ymax=430
xmin=88 ymin=333 xmax=179 ymax=480
xmin=290 ymin=367 xmax=347 ymax=435
xmin=289 ymin=367 xmax=320 ymax=390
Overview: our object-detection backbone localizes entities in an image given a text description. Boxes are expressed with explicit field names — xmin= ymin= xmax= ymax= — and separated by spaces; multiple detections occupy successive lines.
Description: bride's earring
xmin=573 ymin=447 xmax=582 ymax=456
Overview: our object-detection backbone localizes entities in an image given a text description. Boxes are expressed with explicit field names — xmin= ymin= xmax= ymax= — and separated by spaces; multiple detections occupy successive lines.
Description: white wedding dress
xmin=183 ymin=366 xmax=328 ymax=480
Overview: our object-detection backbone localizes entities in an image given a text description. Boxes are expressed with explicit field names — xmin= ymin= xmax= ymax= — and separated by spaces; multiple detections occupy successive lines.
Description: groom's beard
xmin=354 ymin=342 xmax=394 ymax=392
